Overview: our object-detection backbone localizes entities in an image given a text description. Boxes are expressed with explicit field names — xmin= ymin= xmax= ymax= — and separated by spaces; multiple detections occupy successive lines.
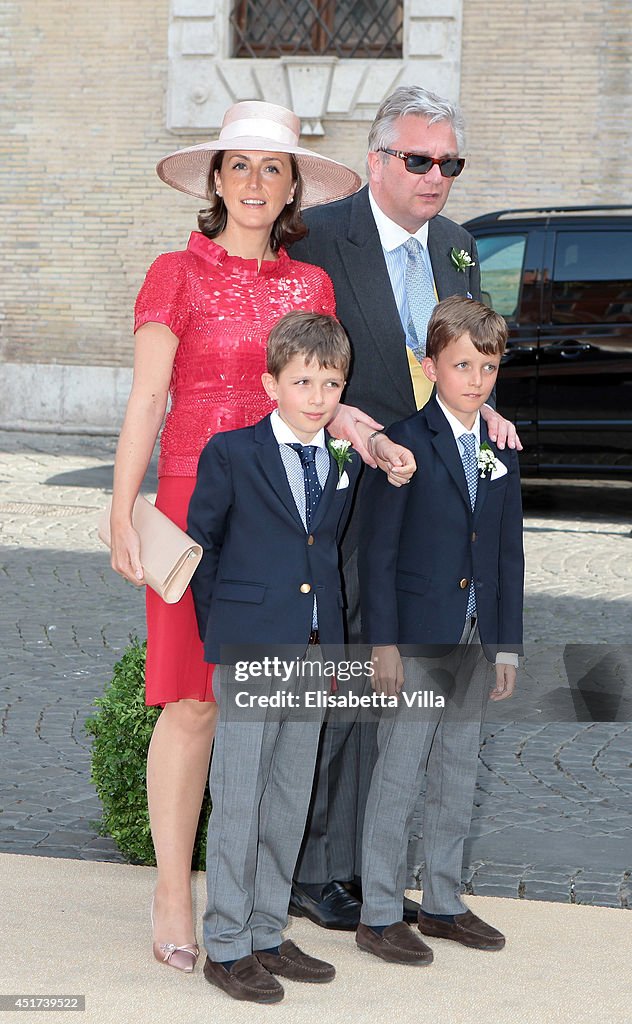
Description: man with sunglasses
xmin=289 ymin=85 xmax=519 ymax=935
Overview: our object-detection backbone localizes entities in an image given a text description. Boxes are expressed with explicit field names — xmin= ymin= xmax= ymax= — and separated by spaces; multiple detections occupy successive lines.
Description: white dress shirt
xmin=368 ymin=188 xmax=437 ymax=336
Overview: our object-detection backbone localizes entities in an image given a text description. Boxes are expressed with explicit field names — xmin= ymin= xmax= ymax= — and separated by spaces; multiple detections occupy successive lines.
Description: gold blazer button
xmin=300 ymin=583 xmax=312 ymax=594
xmin=307 ymin=535 xmax=315 ymax=546
xmin=459 ymin=578 xmax=469 ymax=589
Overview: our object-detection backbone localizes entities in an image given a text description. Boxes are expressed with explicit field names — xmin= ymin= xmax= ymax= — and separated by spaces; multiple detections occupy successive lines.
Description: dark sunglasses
xmin=379 ymin=148 xmax=465 ymax=178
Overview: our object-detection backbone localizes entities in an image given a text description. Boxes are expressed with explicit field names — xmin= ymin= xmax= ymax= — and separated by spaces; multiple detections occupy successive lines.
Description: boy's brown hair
xmin=266 ymin=310 xmax=351 ymax=377
xmin=426 ymin=296 xmax=507 ymax=359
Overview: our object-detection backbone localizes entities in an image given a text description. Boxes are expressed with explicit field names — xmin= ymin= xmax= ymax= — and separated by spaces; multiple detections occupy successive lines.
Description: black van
xmin=462 ymin=206 xmax=632 ymax=476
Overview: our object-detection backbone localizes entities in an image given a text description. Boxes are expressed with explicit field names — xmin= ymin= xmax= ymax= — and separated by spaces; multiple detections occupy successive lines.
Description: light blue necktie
xmin=460 ymin=432 xmax=478 ymax=618
xmin=404 ymin=237 xmax=436 ymax=361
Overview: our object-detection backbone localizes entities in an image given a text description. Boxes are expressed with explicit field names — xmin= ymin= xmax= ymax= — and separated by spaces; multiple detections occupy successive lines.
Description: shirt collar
xmin=368 ymin=188 xmax=429 ymax=253
xmin=270 ymin=409 xmax=326 ymax=448
xmin=187 ymin=231 xmax=290 ymax=276
xmin=435 ymin=396 xmax=481 ymax=447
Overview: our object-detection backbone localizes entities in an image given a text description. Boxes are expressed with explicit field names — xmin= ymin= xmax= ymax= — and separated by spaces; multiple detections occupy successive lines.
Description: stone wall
xmin=1 ymin=0 xmax=630 ymax=429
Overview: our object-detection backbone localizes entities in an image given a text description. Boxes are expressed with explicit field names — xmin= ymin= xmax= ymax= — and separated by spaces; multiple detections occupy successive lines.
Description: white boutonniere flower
xmin=450 ymin=247 xmax=476 ymax=272
xmin=477 ymin=441 xmax=498 ymax=478
xmin=327 ymin=438 xmax=353 ymax=480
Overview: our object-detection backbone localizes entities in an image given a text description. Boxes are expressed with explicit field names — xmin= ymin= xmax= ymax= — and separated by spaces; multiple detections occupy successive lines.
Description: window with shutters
xmin=166 ymin=1 xmax=463 ymax=135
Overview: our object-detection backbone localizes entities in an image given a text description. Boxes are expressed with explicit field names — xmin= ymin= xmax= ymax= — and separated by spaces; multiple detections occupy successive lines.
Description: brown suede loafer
xmin=256 ymin=940 xmax=335 ymax=983
xmin=356 ymin=922 xmax=434 ymax=965
xmin=418 ymin=909 xmax=505 ymax=950
xmin=203 ymin=954 xmax=285 ymax=1003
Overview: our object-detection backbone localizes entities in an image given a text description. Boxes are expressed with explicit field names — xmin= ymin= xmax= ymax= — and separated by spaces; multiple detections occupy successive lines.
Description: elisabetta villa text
xmin=233 ymin=690 xmax=445 ymax=709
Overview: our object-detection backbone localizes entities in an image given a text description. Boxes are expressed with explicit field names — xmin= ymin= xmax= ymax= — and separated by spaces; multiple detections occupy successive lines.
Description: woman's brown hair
xmin=197 ymin=152 xmax=308 ymax=251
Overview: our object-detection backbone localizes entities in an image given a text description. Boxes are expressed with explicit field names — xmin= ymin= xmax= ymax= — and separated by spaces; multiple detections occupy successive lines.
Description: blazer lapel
xmin=428 ymin=217 xmax=472 ymax=300
xmin=340 ymin=187 xmax=413 ymax=409
xmin=254 ymin=418 xmax=305 ymax=531
xmin=473 ymin=419 xmax=493 ymax=522
xmin=425 ymin=401 xmax=472 ymax=514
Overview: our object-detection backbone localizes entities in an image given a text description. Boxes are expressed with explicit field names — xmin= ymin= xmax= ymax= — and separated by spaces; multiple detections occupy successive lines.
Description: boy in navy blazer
xmin=187 ymin=311 xmax=360 ymax=1003
xmin=357 ymin=296 xmax=524 ymax=965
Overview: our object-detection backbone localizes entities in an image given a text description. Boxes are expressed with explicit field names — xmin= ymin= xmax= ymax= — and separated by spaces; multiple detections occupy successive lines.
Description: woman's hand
xmin=481 ymin=405 xmax=523 ymax=451
xmin=327 ymin=403 xmax=383 ymax=467
xmin=328 ymin=404 xmax=416 ymax=485
xmin=110 ymin=518 xmax=145 ymax=586
xmin=369 ymin=432 xmax=417 ymax=488
xmin=332 ymin=403 xmax=517 ymax=477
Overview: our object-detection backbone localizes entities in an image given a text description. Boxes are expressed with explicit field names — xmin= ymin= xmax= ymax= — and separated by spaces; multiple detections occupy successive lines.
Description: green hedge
xmin=85 ymin=637 xmax=211 ymax=868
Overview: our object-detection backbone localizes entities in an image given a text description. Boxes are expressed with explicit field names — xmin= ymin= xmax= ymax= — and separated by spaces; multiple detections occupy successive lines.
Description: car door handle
xmin=501 ymin=346 xmax=536 ymax=361
xmin=542 ymin=340 xmax=592 ymax=359
xmin=559 ymin=341 xmax=592 ymax=359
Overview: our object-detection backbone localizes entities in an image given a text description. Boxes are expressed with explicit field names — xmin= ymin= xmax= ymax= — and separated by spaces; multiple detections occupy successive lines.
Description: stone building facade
xmin=2 ymin=0 xmax=631 ymax=430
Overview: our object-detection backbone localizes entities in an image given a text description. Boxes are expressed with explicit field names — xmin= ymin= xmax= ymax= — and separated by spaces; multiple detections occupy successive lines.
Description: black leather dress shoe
xmin=403 ymin=895 xmax=422 ymax=923
xmin=343 ymin=882 xmax=421 ymax=925
xmin=289 ymin=881 xmax=361 ymax=930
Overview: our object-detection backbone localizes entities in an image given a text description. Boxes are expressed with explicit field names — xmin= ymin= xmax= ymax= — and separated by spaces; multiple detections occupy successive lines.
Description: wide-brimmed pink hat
xmin=156 ymin=100 xmax=361 ymax=208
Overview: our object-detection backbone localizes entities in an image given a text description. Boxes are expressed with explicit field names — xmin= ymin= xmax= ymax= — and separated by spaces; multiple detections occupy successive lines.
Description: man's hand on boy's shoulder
xmin=489 ymin=663 xmax=517 ymax=701
xmin=370 ymin=645 xmax=405 ymax=698
xmin=481 ymin=404 xmax=523 ymax=452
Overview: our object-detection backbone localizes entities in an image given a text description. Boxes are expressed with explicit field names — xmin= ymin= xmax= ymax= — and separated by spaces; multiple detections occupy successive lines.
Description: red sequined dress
xmin=134 ymin=231 xmax=336 ymax=705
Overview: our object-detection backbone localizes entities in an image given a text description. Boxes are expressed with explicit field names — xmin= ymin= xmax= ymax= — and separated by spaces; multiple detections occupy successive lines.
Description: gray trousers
xmin=360 ymin=621 xmax=492 ymax=925
xmin=294 ymin=548 xmax=366 ymax=885
xmin=203 ymin=648 xmax=326 ymax=961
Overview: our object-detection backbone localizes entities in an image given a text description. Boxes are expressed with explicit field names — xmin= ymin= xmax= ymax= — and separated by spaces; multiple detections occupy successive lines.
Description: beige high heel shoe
xmin=151 ymin=897 xmax=200 ymax=973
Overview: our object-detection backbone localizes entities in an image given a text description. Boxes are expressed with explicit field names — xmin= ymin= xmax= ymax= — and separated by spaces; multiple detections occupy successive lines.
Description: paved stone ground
xmin=1 ymin=430 xmax=631 ymax=908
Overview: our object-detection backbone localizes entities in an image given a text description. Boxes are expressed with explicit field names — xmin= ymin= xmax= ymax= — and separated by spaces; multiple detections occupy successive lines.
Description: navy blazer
xmin=291 ymin=185 xmax=481 ymax=428
xmin=359 ymin=399 xmax=524 ymax=662
xmin=187 ymin=416 xmax=361 ymax=664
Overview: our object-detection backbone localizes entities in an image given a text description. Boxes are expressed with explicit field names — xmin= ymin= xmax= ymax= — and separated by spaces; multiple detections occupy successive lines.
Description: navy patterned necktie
xmin=460 ymin=432 xmax=478 ymax=617
xmin=286 ymin=444 xmax=322 ymax=529
xmin=404 ymin=236 xmax=437 ymax=361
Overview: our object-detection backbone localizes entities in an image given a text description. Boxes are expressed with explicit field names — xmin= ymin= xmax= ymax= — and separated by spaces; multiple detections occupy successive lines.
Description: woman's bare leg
xmin=147 ymin=698 xmax=218 ymax=944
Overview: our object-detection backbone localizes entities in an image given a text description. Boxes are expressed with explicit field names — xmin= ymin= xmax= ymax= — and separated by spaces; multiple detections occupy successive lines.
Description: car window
xmin=475 ymin=234 xmax=527 ymax=320
xmin=552 ymin=230 xmax=632 ymax=324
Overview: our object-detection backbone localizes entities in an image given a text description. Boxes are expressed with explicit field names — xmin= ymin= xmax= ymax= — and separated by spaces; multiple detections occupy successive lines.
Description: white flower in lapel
xmin=450 ymin=247 xmax=476 ymax=272
xmin=327 ymin=438 xmax=353 ymax=480
xmin=477 ymin=441 xmax=498 ymax=478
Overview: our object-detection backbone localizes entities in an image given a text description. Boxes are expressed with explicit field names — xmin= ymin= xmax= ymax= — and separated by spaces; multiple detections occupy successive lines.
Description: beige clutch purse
xmin=98 ymin=495 xmax=202 ymax=604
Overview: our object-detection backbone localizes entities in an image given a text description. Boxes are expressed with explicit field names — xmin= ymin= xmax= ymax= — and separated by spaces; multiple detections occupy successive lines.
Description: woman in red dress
xmin=109 ymin=102 xmax=377 ymax=971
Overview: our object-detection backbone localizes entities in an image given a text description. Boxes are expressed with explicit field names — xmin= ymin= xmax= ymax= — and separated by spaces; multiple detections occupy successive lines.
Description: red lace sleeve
xmin=313 ymin=267 xmax=336 ymax=316
xmin=134 ymin=252 xmax=191 ymax=338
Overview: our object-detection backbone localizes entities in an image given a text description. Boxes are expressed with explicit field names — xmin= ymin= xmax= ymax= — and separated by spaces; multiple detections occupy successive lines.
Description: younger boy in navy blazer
xmin=187 ymin=311 xmax=360 ymax=1004
xmin=357 ymin=296 xmax=524 ymax=965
